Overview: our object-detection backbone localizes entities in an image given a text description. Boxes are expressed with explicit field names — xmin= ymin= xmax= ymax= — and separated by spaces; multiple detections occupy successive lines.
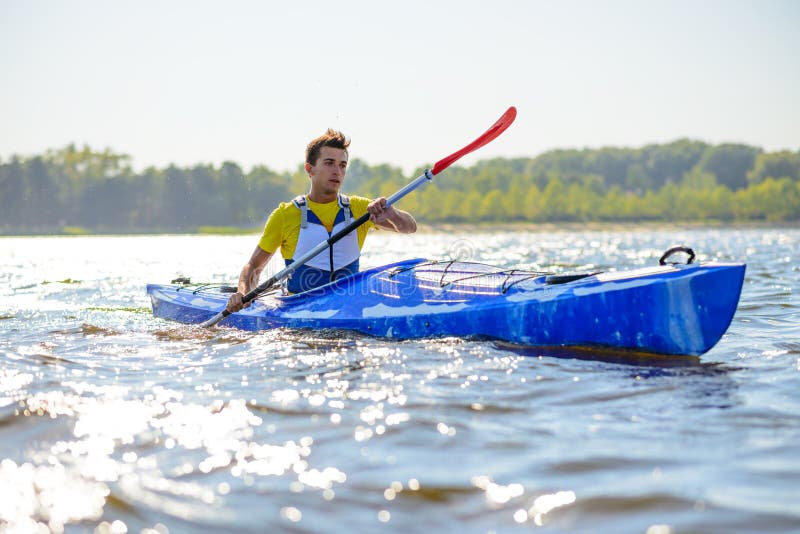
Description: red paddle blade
xmin=431 ymin=106 xmax=517 ymax=176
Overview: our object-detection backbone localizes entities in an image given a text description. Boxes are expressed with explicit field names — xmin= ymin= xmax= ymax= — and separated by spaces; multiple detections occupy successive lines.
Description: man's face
xmin=307 ymin=146 xmax=348 ymax=197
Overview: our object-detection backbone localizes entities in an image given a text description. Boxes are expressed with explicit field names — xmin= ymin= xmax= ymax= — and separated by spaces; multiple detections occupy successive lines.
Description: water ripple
xmin=1 ymin=230 xmax=799 ymax=532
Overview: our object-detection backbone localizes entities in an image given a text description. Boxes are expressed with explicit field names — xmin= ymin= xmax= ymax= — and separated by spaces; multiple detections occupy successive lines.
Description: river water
xmin=1 ymin=228 xmax=798 ymax=533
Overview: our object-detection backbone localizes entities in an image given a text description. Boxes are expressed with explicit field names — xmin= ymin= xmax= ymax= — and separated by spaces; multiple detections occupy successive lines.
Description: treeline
xmin=1 ymin=139 xmax=799 ymax=233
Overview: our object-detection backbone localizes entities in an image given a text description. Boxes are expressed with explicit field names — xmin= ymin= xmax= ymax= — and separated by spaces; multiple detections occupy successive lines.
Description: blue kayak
xmin=146 ymin=255 xmax=745 ymax=356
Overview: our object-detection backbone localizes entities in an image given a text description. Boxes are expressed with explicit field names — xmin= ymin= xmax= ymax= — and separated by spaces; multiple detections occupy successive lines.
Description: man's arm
xmin=226 ymin=246 xmax=274 ymax=312
xmin=367 ymin=197 xmax=417 ymax=234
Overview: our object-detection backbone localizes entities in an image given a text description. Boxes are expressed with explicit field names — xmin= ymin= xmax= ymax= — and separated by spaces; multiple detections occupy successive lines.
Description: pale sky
xmin=2 ymin=0 xmax=798 ymax=174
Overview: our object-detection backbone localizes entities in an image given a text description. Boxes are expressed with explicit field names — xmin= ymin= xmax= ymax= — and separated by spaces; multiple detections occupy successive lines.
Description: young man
xmin=226 ymin=129 xmax=416 ymax=312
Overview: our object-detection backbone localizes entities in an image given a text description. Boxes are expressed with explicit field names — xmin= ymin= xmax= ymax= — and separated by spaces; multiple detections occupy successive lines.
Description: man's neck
xmin=307 ymin=190 xmax=338 ymax=203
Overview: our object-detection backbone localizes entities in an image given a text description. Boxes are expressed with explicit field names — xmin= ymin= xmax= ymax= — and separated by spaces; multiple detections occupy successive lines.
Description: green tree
xmin=247 ymin=165 xmax=292 ymax=225
xmin=163 ymin=165 xmax=192 ymax=228
xmin=502 ymin=177 xmax=528 ymax=221
xmin=478 ymin=190 xmax=506 ymax=221
xmin=3 ymin=139 xmax=800 ymax=232
xmin=218 ymin=161 xmax=249 ymax=226
xmin=523 ymin=185 xmax=542 ymax=221
xmin=643 ymin=139 xmax=708 ymax=189
xmin=0 ymin=157 xmax=26 ymax=226
xmin=625 ymin=163 xmax=652 ymax=192
xmin=588 ymin=148 xmax=634 ymax=188
xmin=192 ymin=164 xmax=226 ymax=226
xmin=747 ymin=151 xmax=800 ymax=185
xmin=539 ymin=178 xmax=568 ymax=221
xmin=23 ymin=157 xmax=60 ymax=227
xmin=695 ymin=144 xmax=760 ymax=190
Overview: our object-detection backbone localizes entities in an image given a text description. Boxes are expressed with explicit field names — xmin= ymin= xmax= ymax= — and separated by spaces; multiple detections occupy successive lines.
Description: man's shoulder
xmin=265 ymin=201 xmax=301 ymax=224
xmin=273 ymin=200 xmax=303 ymax=213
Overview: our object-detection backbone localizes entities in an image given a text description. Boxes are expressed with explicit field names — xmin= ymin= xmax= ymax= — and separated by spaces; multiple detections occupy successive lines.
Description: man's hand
xmin=226 ymin=292 xmax=249 ymax=313
xmin=367 ymin=197 xmax=417 ymax=233
xmin=367 ymin=197 xmax=394 ymax=224
xmin=226 ymin=246 xmax=274 ymax=313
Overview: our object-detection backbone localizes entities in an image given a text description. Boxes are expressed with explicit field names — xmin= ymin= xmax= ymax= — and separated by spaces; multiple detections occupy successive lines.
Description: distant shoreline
xmin=415 ymin=220 xmax=800 ymax=233
xmin=2 ymin=220 xmax=798 ymax=238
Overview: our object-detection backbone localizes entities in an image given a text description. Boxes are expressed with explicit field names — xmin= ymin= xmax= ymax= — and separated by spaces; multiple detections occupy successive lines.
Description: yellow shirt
xmin=257 ymin=195 xmax=375 ymax=259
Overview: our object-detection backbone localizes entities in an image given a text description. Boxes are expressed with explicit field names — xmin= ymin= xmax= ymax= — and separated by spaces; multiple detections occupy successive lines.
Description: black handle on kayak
xmin=659 ymin=245 xmax=695 ymax=265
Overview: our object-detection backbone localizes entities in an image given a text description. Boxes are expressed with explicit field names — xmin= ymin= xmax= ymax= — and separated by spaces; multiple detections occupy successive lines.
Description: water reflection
xmin=496 ymin=341 xmax=743 ymax=413
xmin=494 ymin=341 xmax=705 ymax=368
xmin=1 ymin=230 xmax=799 ymax=532
xmin=1 ymin=375 xmax=358 ymax=531
xmin=0 ymin=458 xmax=108 ymax=532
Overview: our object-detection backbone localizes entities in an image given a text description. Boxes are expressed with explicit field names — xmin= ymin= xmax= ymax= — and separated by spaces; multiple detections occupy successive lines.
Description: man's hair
xmin=306 ymin=129 xmax=350 ymax=166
